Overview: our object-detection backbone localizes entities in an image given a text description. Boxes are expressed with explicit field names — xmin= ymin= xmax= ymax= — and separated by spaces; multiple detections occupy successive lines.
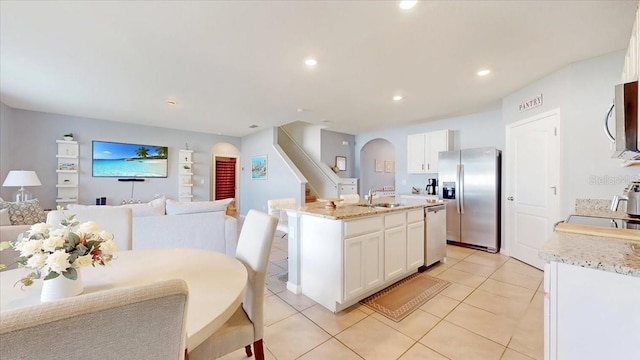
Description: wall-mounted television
xmin=92 ymin=141 xmax=169 ymax=178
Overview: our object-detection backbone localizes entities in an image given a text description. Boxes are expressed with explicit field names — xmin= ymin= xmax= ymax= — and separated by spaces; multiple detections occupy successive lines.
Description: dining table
xmin=0 ymin=248 xmax=248 ymax=351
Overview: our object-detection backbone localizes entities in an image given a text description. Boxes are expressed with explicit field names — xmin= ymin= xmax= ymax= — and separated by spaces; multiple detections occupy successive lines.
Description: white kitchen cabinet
xmin=406 ymin=209 xmax=425 ymax=269
xmin=178 ymin=149 xmax=193 ymax=202
xmin=384 ymin=213 xmax=407 ymax=280
xmin=344 ymin=230 xmax=384 ymax=301
xmin=621 ymin=3 xmax=639 ymax=82
xmin=544 ymin=262 xmax=640 ymax=360
xmin=407 ymin=130 xmax=451 ymax=174
xmin=56 ymin=140 xmax=79 ymax=206
xmin=338 ymin=178 xmax=359 ymax=195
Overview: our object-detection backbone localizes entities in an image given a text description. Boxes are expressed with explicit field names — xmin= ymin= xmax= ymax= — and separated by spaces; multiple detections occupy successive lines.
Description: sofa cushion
xmin=165 ymin=198 xmax=232 ymax=215
xmin=68 ymin=197 xmax=166 ymax=217
xmin=0 ymin=199 xmax=46 ymax=225
xmin=0 ymin=209 xmax=10 ymax=226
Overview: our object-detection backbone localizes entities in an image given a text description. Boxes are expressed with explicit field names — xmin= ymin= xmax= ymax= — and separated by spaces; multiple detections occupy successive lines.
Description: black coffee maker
xmin=426 ymin=178 xmax=438 ymax=195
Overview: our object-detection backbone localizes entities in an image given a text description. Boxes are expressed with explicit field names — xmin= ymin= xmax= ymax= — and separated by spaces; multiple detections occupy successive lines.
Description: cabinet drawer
xmin=340 ymin=178 xmax=358 ymax=186
xmin=344 ymin=217 xmax=383 ymax=237
xmin=407 ymin=209 xmax=423 ymax=223
xmin=385 ymin=213 xmax=406 ymax=228
xmin=339 ymin=185 xmax=357 ymax=194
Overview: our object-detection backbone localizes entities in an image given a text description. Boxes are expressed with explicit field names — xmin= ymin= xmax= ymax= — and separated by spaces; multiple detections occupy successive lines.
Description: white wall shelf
xmin=179 ymin=149 xmax=194 ymax=202
xmin=56 ymin=139 xmax=79 ymax=207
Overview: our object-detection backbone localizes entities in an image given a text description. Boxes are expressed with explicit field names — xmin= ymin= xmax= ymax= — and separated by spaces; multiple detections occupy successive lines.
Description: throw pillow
xmin=0 ymin=208 xmax=10 ymax=226
xmin=0 ymin=199 xmax=46 ymax=225
xmin=165 ymin=198 xmax=232 ymax=215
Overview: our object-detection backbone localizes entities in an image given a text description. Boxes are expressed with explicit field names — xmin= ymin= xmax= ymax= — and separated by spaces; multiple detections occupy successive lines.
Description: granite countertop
xmin=287 ymin=197 xmax=445 ymax=220
xmin=540 ymin=231 xmax=640 ymax=277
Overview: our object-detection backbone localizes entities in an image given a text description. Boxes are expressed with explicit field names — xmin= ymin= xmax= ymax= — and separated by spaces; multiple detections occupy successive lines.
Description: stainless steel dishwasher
xmin=425 ymin=204 xmax=447 ymax=266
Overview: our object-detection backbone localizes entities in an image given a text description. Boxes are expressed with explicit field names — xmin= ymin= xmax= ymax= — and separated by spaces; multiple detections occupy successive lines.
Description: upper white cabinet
xmin=56 ymin=140 xmax=79 ymax=206
xmin=178 ymin=149 xmax=193 ymax=202
xmin=407 ymin=130 xmax=451 ymax=174
xmin=621 ymin=3 xmax=639 ymax=82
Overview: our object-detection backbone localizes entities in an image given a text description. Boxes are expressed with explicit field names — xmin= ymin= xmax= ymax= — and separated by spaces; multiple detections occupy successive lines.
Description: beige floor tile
xmin=273 ymin=258 xmax=288 ymax=271
xmin=269 ymin=249 xmax=288 ymax=262
xmin=264 ymin=294 xmax=298 ymax=326
xmin=529 ymin=292 xmax=544 ymax=309
xmin=335 ymin=317 xmax=415 ymax=360
xmin=420 ymin=320 xmax=505 ymax=360
xmin=478 ymin=279 xmax=536 ymax=303
xmin=354 ymin=303 xmax=375 ymax=315
xmin=501 ymin=348 xmax=535 ymax=360
xmin=272 ymin=237 xmax=288 ymax=251
xmin=463 ymin=289 xmax=530 ymax=321
xmin=508 ymin=302 xmax=544 ymax=360
xmin=301 ymin=304 xmax=368 ymax=336
xmin=370 ymin=308 xmax=441 ymax=340
xmin=264 ymin=313 xmax=331 ymax=360
xmin=419 ymin=294 xmax=460 ymax=318
xmin=437 ymin=268 xmax=487 ymax=288
xmin=265 ymin=274 xmax=287 ymax=294
xmin=276 ymin=290 xmax=317 ymax=312
xmin=441 ymin=256 xmax=461 ymax=267
xmin=464 ymin=252 xmax=509 ymax=268
xmin=451 ymin=260 xmax=497 ymax=277
xmin=267 ymin=262 xmax=286 ymax=277
xmin=501 ymin=260 xmax=543 ymax=279
xmin=445 ymin=303 xmax=519 ymax=346
xmin=217 ymin=346 xmax=277 ymax=360
xmin=297 ymin=338 xmax=362 ymax=360
xmin=439 ymin=282 xmax=475 ymax=301
xmin=398 ymin=343 xmax=449 ymax=360
xmin=490 ymin=269 xmax=542 ymax=291
xmin=446 ymin=245 xmax=475 ymax=260
xmin=424 ymin=263 xmax=449 ymax=276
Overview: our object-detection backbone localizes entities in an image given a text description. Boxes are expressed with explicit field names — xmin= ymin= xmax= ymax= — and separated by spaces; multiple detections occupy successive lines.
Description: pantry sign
xmin=519 ymin=94 xmax=543 ymax=112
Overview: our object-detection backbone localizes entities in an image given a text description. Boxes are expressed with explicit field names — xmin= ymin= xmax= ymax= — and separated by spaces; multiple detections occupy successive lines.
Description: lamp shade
xmin=2 ymin=170 xmax=42 ymax=187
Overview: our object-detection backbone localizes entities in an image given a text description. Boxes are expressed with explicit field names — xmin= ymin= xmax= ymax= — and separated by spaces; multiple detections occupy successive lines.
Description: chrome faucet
xmin=368 ymin=187 xmax=380 ymax=205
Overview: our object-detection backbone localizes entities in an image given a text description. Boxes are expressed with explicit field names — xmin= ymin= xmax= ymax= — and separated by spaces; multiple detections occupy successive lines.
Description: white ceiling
xmin=0 ymin=1 xmax=637 ymax=137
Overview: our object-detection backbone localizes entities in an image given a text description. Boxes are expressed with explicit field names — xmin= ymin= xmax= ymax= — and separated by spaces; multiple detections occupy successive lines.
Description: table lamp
xmin=2 ymin=170 xmax=42 ymax=202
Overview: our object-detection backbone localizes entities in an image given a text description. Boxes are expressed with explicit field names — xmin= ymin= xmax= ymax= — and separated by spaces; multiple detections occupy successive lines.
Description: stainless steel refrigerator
xmin=438 ymin=147 xmax=501 ymax=253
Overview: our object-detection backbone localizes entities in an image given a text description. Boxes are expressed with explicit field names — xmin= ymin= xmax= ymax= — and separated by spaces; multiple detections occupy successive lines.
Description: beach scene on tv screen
xmin=93 ymin=141 xmax=168 ymax=177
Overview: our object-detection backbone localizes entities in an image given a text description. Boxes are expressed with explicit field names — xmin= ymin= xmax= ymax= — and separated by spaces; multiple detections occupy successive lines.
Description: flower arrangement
xmin=13 ymin=214 xmax=116 ymax=287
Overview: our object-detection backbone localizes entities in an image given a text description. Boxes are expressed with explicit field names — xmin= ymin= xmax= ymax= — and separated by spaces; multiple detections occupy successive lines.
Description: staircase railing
xmin=277 ymin=127 xmax=339 ymax=199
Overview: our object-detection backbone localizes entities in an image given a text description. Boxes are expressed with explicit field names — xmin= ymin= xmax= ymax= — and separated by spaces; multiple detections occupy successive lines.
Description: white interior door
xmin=506 ymin=110 xmax=560 ymax=269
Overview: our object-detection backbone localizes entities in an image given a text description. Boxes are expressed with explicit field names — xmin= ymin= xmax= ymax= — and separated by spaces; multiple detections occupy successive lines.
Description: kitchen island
xmin=539 ymin=217 xmax=640 ymax=360
xmin=284 ymin=199 xmax=443 ymax=312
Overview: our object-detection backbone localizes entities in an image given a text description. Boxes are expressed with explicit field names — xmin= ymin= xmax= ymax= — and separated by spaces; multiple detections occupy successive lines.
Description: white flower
xmin=100 ymin=239 xmax=117 ymax=255
xmin=99 ymin=230 xmax=113 ymax=241
xmin=26 ymin=253 xmax=47 ymax=268
xmin=16 ymin=239 xmax=43 ymax=257
xmin=45 ymin=250 xmax=71 ymax=274
xmin=42 ymin=236 xmax=65 ymax=252
xmin=50 ymin=228 xmax=66 ymax=238
xmin=78 ymin=221 xmax=100 ymax=234
xmin=27 ymin=223 xmax=50 ymax=237
xmin=74 ymin=254 xmax=93 ymax=267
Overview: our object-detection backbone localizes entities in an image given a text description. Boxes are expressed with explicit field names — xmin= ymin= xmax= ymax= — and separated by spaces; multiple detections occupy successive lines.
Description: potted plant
xmin=63 ymin=133 xmax=74 ymax=141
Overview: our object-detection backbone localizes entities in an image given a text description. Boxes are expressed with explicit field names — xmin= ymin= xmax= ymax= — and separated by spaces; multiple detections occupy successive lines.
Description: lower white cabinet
xmin=344 ymin=231 xmax=383 ymax=300
xmin=544 ymin=262 xmax=640 ymax=360
xmin=407 ymin=212 xmax=425 ymax=269
xmin=384 ymin=225 xmax=407 ymax=280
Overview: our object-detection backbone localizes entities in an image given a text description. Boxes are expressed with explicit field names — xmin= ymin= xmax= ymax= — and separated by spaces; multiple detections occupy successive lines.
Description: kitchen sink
xmin=355 ymin=202 xmax=402 ymax=208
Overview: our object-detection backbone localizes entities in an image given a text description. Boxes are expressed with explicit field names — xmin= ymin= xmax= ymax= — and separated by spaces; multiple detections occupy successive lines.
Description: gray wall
xmin=0 ymin=106 xmax=239 ymax=208
xmin=502 ymin=50 xmax=638 ymax=218
xmin=355 ymin=110 xmax=504 ymax=195
xmin=360 ymin=138 xmax=396 ymax=195
xmin=239 ymin=127 xmax=302 ymax=215
xmin=320 ymin=129 xmax=356 ymax=178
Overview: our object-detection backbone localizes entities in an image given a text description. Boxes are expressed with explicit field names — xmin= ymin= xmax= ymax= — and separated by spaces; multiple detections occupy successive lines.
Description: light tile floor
xmin=221 ymin=232 xmax=544 ymax=360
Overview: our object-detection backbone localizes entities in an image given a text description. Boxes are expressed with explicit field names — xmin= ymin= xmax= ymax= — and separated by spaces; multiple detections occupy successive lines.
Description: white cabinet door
xmin=407 ymin=133 xmax=426 ymax=173
xmin=384 ymin=226 xmax=407 ymax=280
xmin=407 ymin=220 xmax=425 ymax=269
xmin=344 ymin=231 xmax=383 ymax=301
xmin=426 ymin=130 xmax=450 ymax=173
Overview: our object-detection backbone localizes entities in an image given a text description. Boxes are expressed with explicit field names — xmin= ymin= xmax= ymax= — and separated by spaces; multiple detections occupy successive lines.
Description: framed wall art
xmin=335 ymin=156 xmax=347 ymax=171
xmin=251 ymin=155 xmax=267 ymax=180
xmin=375 ymin=159 xmax=383 ymax=172
xmin=385 ymin=160 xmax=394 ymax=173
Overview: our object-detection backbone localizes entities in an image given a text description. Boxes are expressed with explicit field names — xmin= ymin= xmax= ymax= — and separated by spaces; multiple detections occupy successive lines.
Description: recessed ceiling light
xmin=399 ymin=0 xmax=417 ymax=10
xmin=166 ymin=100 xmax=177 ymax=106
xmin=393 ymin=95 xmax=403 ymax=101
xmin=304 ymin=58 xmax=317 ymax=67
xmin=249 ymin=124 xmax=258 ymax=128
xmin=477 ymin=69 xmax=491 ymax=77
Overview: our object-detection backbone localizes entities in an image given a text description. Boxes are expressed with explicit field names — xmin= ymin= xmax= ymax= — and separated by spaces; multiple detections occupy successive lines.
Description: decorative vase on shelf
xmin=40 ymin=271 xmax=84 ymax=302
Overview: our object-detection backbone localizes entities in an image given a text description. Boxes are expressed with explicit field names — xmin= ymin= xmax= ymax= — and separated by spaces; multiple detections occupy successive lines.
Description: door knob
xmin=507 ymin=196 xmax=514 ymax=201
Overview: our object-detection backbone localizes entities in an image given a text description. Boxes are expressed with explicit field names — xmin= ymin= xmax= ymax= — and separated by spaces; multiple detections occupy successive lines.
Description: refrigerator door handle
xmin=456 ymin=164 xmax=461 ymax=214
xmin=459 ymin=164 xmax=464 ymax=214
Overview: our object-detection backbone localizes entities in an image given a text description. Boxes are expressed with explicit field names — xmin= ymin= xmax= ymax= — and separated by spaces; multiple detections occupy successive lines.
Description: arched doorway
xmin=359 ymin=138 xmax=396 ymax=195
xmin=210 ymin=143 xmax=240 ymax=214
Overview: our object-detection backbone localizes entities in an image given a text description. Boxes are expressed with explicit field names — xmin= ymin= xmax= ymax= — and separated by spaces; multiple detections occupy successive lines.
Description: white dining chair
xmin=267 ymin=198 xmax=296 ymax=238
xmin=46 ymin=207 xmax=133 ymax=251
xmin=188 ymin=209 xmax=277 ymax=360
xmin=0 ymin=279 xmax=189 ymax=360
xmin=339 ymin=193 xmax=361 ymax=204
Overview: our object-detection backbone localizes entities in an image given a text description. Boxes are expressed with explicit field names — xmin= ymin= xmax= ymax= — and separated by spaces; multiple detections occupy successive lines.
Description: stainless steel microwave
xmin=605 ymin=80 xmax=639 ymax=160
